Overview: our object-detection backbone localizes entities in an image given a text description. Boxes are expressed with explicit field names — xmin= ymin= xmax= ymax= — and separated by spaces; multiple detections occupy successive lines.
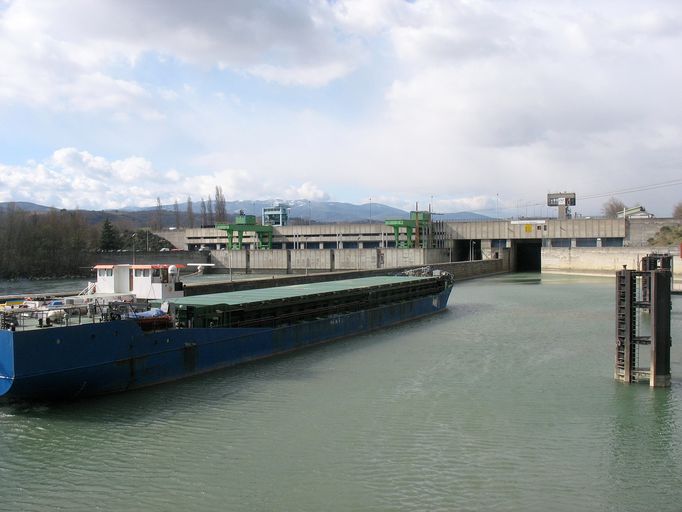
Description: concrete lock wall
xmin=542 ymin=247 xmax=682 ymax=280
xmin=434 ymin=256 xmax=509 ymax=281
xmin=334 ymin=249 xmax=380 ymax=270
xmin=379 ymin=248 xmax=423 ymax=268
xmin=90 ymin=250 xmax=210 ymax=267
xmin=249 ymin=250 xmax=289 ymax=271
xmin=290 ymin=249 xmax=332 ymax=271
xmin=209 ymin=247 xmax=457 ymax=273
xmin=211 ymin=250 xmax=248 ymax=271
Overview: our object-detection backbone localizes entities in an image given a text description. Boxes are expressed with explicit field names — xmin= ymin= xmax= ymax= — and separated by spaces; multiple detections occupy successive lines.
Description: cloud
xmin=2 ymin=1 xmax=682 ymax=216
xmin=248 ymin=62 xmax=354 ymax=87
xmin=0 ymin=0 xmax=364 ymax=113
xmin=0 ymin=148 xmax=333 ymax=209
xmin=283 ymin=182 xmax=330 ymax=201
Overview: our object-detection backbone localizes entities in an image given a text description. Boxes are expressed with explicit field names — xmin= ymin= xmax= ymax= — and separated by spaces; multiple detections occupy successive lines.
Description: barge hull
xmin=1 ymin=286 xmax=451 ymax=401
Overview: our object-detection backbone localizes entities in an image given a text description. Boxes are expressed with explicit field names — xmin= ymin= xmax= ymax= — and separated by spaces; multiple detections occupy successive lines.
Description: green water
xmin=1 ymin=274 xmax=681 ymax=511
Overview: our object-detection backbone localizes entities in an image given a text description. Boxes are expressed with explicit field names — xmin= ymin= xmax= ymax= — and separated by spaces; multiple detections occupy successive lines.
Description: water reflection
xmin=608 ymin=383 xmax=682 ymax=509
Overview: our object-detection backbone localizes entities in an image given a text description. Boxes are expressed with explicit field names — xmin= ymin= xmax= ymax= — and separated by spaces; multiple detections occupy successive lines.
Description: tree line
xmin=0 ymin=207 xmax=174 ymax=279
xmin=156 ymin=186 xmax=229 ymax=230
xmin=0 ymin=186 xmax=230 ymax=278
xmin=0 ymin=205 xmax=97 ymax=278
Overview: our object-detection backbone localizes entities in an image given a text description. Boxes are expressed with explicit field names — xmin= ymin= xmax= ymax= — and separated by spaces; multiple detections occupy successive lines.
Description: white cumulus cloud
xmin=283 ymin=182 xmax=330 ymax=201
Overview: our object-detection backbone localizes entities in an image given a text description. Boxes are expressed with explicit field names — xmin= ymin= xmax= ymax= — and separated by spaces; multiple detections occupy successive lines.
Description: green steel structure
xmin=216 ymin=215 xmax=273 ymax=250
xmin=385 ymin=211 xmax=432 ymax=248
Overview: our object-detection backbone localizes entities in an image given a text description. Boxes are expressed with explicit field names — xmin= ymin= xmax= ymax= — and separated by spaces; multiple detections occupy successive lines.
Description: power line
xmin=446 ymin=177 xmax=682 ymax=217
xmin=578 ymin=178 xmax=682 ymax=201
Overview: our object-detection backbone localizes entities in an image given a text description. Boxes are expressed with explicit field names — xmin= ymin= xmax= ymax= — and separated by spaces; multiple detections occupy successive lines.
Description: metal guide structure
xmin=615 ymin=255 xmax=672 ymax=387
xmin=215 ymin=214 xmax=273 ymax=250
xmin=385 ymin=211 xmax=431 ymax=249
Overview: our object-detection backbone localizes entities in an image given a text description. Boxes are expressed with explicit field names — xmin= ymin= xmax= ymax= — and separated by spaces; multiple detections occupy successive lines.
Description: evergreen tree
xmin=100 ymin=218 xmax=120 ymax=250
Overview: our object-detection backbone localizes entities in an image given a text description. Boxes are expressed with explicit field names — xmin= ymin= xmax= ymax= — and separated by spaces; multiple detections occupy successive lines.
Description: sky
xmin=0 ymin=0 xmax=681 ymax=218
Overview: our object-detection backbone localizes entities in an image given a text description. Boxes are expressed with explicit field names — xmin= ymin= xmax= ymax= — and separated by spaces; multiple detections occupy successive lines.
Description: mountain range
xmin=0 ymin=200 xmax=491 ymax=225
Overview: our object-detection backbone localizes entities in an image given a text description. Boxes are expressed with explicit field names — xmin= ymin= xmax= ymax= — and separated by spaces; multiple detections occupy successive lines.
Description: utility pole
xmin=132 ymin=233 xmax=136 ymax=265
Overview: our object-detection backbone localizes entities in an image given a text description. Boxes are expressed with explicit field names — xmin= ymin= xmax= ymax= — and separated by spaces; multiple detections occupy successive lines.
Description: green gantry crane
xmin=385 ymin=211 xmax=432 ymax=248
xmin=216 ymin=214 xmax=274 ymax=250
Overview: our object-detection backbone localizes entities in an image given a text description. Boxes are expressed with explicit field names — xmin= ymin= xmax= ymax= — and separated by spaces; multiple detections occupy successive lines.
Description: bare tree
xmin=154 ymin=197 xmax=163 ymax=229
xmin=673 ymin=202 xmax=682 ymax=219
xmin=215 ymin=185 xmax=227 ymax=223
xmin=200 ymin=198 xmax=207 ymax=227
xmin=603 ymin=197 xmax=626 ymax=218
xmin=173 ymin=199 xmax=181 ymax=228
xmin=187 ymin=196 xmax=195 ymax=228
xmin=207 ymin=196 xmax=214 ymax=225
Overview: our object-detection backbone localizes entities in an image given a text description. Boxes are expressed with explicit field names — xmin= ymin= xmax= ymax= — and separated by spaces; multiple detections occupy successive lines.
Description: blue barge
xmin=0 ymin=274 xmax=453 ymax=401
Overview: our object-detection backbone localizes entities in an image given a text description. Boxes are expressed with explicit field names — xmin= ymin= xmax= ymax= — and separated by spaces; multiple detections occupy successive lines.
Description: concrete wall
xmin=209 ymin=247 xmax=454 ymax=273
xmin=542 ymin=247 xmax=681 ymax=280
xmin=446 ymin=218 xmax=626 ymax=241
xmin=627 ymin=218 xmax=682 ymax=247
xmin=89 ymin=251 xmax=210 ymax=267
xmin=248 ymin=249 xmax=288 ymax=271
xmin=332 ymin=249 xmax=376 ymax=270
xmin=160 ymin=217 xmax=680 ymax=252
xmin=432 ymin=253 xmax=510 ymax=281
xmin=290 ymin=249 xmax=332 ymax=271
xmin=183 ymin=251 xmax=510 ymax=296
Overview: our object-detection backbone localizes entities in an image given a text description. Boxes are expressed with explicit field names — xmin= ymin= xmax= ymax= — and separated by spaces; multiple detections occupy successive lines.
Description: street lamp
xmin=131 ymin=233 xmax=136 ymax=265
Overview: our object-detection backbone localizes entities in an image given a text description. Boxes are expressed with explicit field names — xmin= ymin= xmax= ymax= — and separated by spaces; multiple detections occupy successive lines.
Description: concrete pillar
xmin=480 ymin=239 xmax=493 ymax=259
xmin=650 ymin=271 xmax=672 ymax=388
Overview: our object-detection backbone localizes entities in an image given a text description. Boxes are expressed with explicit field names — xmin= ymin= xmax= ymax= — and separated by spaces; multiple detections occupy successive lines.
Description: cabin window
xmin=98 ymin=269 xmax=106 ymax=277
xmin=134 ymin=269 xmax=150 ymax=277
xmin=106 ymin=269 xmax=113 ymax=277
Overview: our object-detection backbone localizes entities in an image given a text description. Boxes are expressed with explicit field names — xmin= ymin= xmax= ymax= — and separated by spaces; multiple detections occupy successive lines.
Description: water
xmin=0 ymin=278 xmax=91 ymax=296
xmin=1 ymin=274 xmax=681 ymax=511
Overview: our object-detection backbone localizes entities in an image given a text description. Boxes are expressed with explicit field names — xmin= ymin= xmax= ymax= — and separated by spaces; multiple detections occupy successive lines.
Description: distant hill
xmin=0 ymin=201 xmax=54 ymax=213
xmin=0 ymin=200 xmax=491 ymax=225
xmin=439 ymin=211 xmax=492 ymax=221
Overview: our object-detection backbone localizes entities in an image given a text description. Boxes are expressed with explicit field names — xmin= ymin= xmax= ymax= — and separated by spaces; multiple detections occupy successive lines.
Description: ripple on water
xmin=0 ymin=274 xmax=681 ymax=512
